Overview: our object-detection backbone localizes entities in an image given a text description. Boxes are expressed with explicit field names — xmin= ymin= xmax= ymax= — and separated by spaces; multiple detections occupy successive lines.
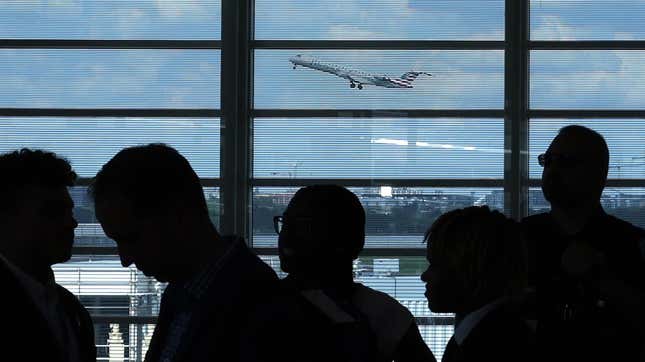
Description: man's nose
xmin=420 ymin=269 xmax=429 ymax=282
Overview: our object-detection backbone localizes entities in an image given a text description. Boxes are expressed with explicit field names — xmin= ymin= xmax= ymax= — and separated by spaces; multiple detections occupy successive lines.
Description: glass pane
xmin=254 ymin=50 xmax=504 ymax=109
xmin=1 ymin=50 xmax=220 ymax=108
xmin=259 ymin=254 xmax=454 ymax=359
xmin=0 ymin=118 xmax=220 ymax=178
xmin=93 ymin=322 xmax=156 ymax=362
xmin=54 ymin=255 xmax=165 ymax=317
xmin=531 ymin=51 xmax=645 ymax=109
xmin=254 ymin=118 xmax=504 ymax=179
xmin=252 ymin=187 xmax=504 ymax=248
xmin=529 ymin=119 xmax=645 ymax=179
xmin=1 ymin=1 xmax=220 ymax=40
xmin=529 ymin=187 xmax=645 ymax=229
xmin=255 ymin=0 xmax=504 ymax=40
xmin=531 ymin=0 xmax=645 ymax=40
xmin=71 ymin=187 xmax=220 ymax=248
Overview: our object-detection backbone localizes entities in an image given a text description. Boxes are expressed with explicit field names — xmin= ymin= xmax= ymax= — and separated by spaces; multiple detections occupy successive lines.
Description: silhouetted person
xmin=243 ymin=185 xmax=435 ymax=362
xmin=522 ymin=125 xmax=645 ymax=361
xmin=421 ymin=206 xmax=536 ymax=362
xmin=90 ymin=144 xmax=278 ymax=362
xmin=0 ymin=149 xmax=96 ymax=362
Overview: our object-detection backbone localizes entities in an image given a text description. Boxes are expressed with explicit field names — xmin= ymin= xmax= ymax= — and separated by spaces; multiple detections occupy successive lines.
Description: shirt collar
xmin=181 ymin=237 xmax=242 ymax=300
xmin=453 ymin=297 xmax=507 ymax=345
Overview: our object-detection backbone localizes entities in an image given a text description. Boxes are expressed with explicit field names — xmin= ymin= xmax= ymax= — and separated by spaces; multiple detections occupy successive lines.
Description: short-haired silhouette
xmin=0 ymin=148 xmax=96 ymax=362
xmin=523 ymin=125 xmax=645 ymax=362
xmin=243 ymin=185 xmax=436 ymax=362
xmin=91 ymin=144 xmax=278 ymax=362
xmin=421 ymin=206 xmax=535 ymax=362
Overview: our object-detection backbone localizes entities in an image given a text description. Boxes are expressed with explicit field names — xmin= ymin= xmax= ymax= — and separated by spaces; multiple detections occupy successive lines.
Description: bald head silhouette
xmin=541 ymin=125 xmax=609 ymax=210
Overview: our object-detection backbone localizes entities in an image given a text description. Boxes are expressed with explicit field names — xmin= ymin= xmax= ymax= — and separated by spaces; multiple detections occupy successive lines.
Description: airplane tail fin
xmin=399 ymin=71 xmax=432 ymax=82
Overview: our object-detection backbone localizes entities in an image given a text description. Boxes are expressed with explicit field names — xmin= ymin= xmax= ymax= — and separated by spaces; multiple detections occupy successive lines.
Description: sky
xmin=0 ymin=0 xmax=644 ymax=179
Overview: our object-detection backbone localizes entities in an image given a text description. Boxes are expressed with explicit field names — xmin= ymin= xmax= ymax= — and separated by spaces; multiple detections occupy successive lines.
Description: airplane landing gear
xmin=292 ymin=65 xmax=297 ymax=69
xmin=357 ymin=84 xmax=363 ymax=90
xmin=350 ymin=82 xmax=356 ymax=88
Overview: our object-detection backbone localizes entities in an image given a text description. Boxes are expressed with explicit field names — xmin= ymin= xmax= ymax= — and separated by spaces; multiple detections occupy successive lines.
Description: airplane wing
xmin=335 ymin=69 xmax=362 ymax=84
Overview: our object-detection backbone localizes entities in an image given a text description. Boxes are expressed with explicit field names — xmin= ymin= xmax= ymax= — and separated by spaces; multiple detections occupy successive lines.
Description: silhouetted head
xmin=278 ymin=185 xmax=365 ymax=276
xmin=90 ymin=144 xmax=214 ymax=282
xmin=0 ymin=149 xmax=78 ymax=266
xmin=541 ymin=125 xmax=609 ymax=210
xmin=420 ymin=206 xmax=527 ymax=314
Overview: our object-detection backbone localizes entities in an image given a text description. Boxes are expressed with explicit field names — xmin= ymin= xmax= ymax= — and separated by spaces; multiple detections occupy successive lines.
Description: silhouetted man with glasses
xmin=522 ymin=125 xmax=645 ymax=361
xmin=243 ymin=185 xmax=435 ymax=362
xmin=0 ymin=149 xmax=96 ymax=362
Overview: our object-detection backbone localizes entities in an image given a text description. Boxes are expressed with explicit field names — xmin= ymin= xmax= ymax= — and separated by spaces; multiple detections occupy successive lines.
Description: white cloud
xmin=531 ymin=15 xmax=580 ymax=40
xmin=327 ymin=25 xmax=381 ymax=40
xmin=155 ymin=0 xmax=210 ymax=18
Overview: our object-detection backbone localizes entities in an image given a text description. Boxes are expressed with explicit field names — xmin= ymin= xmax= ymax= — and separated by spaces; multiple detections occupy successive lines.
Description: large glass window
xmin=4 ymin=1 xmax=644 ymax=361
xmin=2 ymin=3 xmax=220 ymax=360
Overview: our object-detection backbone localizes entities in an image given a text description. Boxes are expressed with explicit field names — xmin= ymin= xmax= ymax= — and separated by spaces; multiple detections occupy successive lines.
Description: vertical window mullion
xmin=505 ymin=0 xmax=530 ymax=220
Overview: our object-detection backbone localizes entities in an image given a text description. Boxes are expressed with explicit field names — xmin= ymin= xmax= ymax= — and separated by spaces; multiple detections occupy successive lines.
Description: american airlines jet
xmin=289 ymin=54 xmax=432 ymax=90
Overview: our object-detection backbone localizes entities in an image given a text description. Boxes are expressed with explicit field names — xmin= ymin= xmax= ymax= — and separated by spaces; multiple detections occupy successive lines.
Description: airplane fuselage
xmin=289 ymin=54 xmax=427 ymax=89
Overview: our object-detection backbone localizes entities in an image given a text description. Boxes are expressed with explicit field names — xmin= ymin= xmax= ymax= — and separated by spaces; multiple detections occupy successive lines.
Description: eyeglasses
xmin=273 ymin=215 xmax=314 ymax=235
xmin=273 ymin=215 xmax=284 ymax=234
xmin=538 ymin=152 xmax=585 ymax=168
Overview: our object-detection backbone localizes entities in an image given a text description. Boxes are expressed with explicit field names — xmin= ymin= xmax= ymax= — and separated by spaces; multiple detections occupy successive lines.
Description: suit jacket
xmin=145 ymin=238 xmax=279 ymax=362
xmin=241 ymin=279 xmax=436 ymax=362
xmin=0 ymin=260 xmax=96 ymax=362
xmin=442 ymin=304 xmax=536 ymax=362
xmin=523 ymin=210 xmax=645 ymax=362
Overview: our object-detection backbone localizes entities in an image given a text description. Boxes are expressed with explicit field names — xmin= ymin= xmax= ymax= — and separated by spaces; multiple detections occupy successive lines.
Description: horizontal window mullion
xmin=529 ymin=110 xmax=645 ymax=119
xmin=0 ymin=39 xmax=221 ymax=50
xmin=528 ymin=179 xmax=645 ymax=188
xmin=74 ymin=178 xmax=220 ymax=187
xmin=71 ymin=247 xmax=118 ymax=255
xmin=252 ymin=178 xmax=504 ymax=188
xmin=253 ymin=40 xmax=505 ymax=50
xmin=0 ymin=109 xmax=220 ymax=118
xmin=89 ymin=315 xmax=450 ymax=326
xmin=253 ymin=109 xmax=504 ymax=118
xmin=530 ymin=41 xmax=645 ymax=51
xmin=91 ymin=315 xmax=158 ymax=325
xmin=255 ymin=247 xmax=427 ymax=257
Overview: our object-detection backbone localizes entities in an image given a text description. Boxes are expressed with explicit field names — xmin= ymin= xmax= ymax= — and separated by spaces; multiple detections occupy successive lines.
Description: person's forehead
xmin=22 ymin=185 xmax=72 ymax=206
xmin=96 ymin=197 xmax=136 ymax=227
xmin=549 ymin=133 xmax=603 ymax=157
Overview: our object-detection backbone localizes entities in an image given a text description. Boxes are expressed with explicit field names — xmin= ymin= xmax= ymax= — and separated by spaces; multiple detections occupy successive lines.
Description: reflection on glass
xmin=252 ymin=187 xmax=504 ymax=248
xmin=255 ymin=50 xmax=504 ymax=109
xmin=0 ymin=118 xmax=221 ymax=178
xmin=529 ymin=187 xmax=645 ymax=229
xmin=53 ymin=256 xmax=165 ymax=317
xmin=0 ymin=50 xmax=220 ymax=109
xmin=93 ymin=323 xmax=156 ymax=362
xmin=255 ymin=0 xmax=504 ymax=40
xmin=1 ymin=1 xmax=220 ymax=39
xmin=529 ymin=119 xmax=645 ymax=179
xmin=531 ymin=51 xmax=645 ymax=110
xmin=531 ymin=0 xmax=645 ymax=40
xmin=70 ymin=187 xmax=220 ymax=248
xmin=254 ymin=118 xmax=504 ymax=179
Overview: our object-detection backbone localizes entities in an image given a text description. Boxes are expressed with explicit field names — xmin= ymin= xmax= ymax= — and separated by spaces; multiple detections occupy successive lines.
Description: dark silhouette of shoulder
xmin=0 ymin=260 xmax=96 ymax=362
xmin=146 ymin=237 xmax=279 ymax=362
xmin=448 ymin=304 xmax=536 ymax=362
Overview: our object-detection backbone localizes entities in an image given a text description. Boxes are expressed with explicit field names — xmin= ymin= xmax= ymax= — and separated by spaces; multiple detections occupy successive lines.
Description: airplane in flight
xmin=288 ymin=54 xmax=432 ymax=90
